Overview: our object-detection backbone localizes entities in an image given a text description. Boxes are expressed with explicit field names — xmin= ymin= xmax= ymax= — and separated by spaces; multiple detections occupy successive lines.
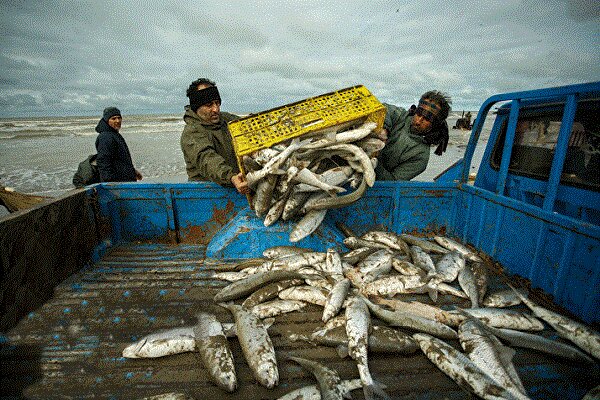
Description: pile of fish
xmin=242 ymin=121 xmax=383 ymax=242
xmin=122 ymin=231 xmax=600 ymax=400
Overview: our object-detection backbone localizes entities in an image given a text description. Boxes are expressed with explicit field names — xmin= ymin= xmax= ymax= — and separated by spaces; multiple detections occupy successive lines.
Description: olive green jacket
xmin=375 ymin=103 xmax=430 ymax=181
xmin=180 ymin=107 xmax=240 ymax=186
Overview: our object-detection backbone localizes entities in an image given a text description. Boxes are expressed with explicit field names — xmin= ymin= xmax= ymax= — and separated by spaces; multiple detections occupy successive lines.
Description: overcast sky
xmin=1 ymin=0 xmax=598 ymax=117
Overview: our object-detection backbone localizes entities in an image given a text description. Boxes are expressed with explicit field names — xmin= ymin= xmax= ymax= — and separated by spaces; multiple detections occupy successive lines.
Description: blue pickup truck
xmin=1 ymin=82 xmax=598 ymax=399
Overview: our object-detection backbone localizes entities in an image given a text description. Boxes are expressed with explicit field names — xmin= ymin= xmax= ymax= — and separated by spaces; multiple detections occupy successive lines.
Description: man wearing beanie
xmin=375 ymin=90 xmax=452 ymax=181
xmin=95 ymin=107 xmax=142 ymax=182
xmin=180 ymin=78 xmax=249 ymax=194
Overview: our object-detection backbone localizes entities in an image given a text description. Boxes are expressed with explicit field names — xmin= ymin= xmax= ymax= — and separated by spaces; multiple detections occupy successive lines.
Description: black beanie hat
xmin=189 ymin=86 xmax=221 ymax=112
xmin=103 ymin=107 xmax=121 ymax=121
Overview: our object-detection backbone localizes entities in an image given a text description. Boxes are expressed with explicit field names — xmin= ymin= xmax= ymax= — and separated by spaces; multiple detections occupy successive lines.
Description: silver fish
xmin=302 ymin=325 xmax=418 ymax=355
xmin=371 ymin=297 xmax=465 ymax=327
xmin=430 ymin=251 xmax=465 ymax=284
xmin=510 ymin=284 xmax=600 ymax=359
xmin=276 ymin=379 xmax=362 ymax=400
xmin=242 ymin=278 xmax=305 ymax=308
xmin=360 ymin=274 xmax=427 ymax=297
xmin=324 ymin=248 xmax=344 ymax=279
xmin=294 ymin=166 xmax=353 ymax=193
xmin=413 ymin=333 xmax=520 ymax=400
xmin=343 ymin=236 xmax=390 ymax=251
xmin=409 ymin=245 xmax=436 ymax=276
xmin=220 ymin=303 xmax=279 ymax=388
xmin=263 ymin=246 xmax=313 ymax=259
xmin=361 ymin=230 xmax=410 ymax=255
xmin=303 ymin=178 xmax=367 ymax=212
xmin=246 ymin=137 xmax=311 ymax=187
xmin=454 ymin=308 xmax=545 ymax=331
xmin=288 ymin=356 xmax=345 ymax=400
xmin=345 ymin=296 xmax=387 ymax=400
xmin=320 ymin=143 xmax=375 ymax=186
xmin=282 ymin=189 xmax=311 ymax=221
xmin=457 ymin=312 xmax=529 ymax=399
xmin=193 ymin=312 xmax=237 ymax=392
xmin=252 ymin=299 xmax=307 ymax=318
xmin=487 ymin=326 xmax=595 ymax=364
xmin=391 ymin=258 xmax=426 ymax=276
xmin=122 ymin=327 xmax=197 ymax=359
xmin=458 ymin=262 xmax=480 ymax=308
xmin=362 ymin=296 xmax=457 ymax=339
xmin=341 ymin=247 xmax=378 ymax=264
xmin=322 ymin=278 xmax=351 ymax=323
xmin=400 ymin=233 xmax=449 ymax=254
xmin=293 ymin=167 xmax=346 ymax=196
xmin=214 ymin=270 xmax=318 ymax=302
xmin=433 ymin=236 xmax=483 ymax=262
xmin=139 ymin=393 xmax=195 ymax=400
xmin=279 ymin=285 xmax=329 ymax=306
xmin=254 ymin=175 xmax=277 ymax=217
xmin=482 ymin=288 xmax=527 ymax=308
xmin=290 ymin=208 xmax=328 ymax=242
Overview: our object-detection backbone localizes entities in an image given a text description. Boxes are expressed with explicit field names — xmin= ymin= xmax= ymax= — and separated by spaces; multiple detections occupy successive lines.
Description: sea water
xmin=0 ymin=111 xmax=494 ymax=198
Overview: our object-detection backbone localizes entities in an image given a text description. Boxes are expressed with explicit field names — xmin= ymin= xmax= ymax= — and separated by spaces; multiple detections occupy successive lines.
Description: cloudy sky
xmin=1 ymin=0 xmax=598 ymax=117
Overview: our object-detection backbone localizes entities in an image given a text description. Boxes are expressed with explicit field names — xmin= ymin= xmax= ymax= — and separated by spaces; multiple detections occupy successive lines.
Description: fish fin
xmin=363 ymin=381 xmax=390 ymax=400
xmin=426 ymin=283 xmax=438 ymax=303
xmin=336 ymin=344 xmax=349 ymax=358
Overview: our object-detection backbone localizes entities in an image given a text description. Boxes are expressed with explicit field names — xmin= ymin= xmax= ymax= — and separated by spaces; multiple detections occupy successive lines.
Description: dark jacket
xmin=375 ymin=104 xmax=431 ymax=181
xmin=180 ymin=107 xmax=240 ymax=186
xmin=94 ymin=119 xmax=137 ymax=182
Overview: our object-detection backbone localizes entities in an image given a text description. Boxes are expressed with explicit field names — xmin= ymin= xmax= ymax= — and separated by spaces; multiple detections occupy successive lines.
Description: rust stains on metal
xmin=180 ymin=200 xmax=237 ymax=244
xmin=209 ymin=200 xmax=235 ymax=225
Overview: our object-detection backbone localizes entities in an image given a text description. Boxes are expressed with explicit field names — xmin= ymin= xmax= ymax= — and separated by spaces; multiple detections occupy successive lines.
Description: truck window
xmin=491 ymin=99 xmax=600 ymax=192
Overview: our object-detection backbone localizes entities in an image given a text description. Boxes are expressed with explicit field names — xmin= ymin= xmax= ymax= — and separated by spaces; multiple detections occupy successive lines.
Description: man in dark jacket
xmin=180 ymin=78 xmax=249 ymax=194
xmin=95 ymin=107 xmax=142 ymax=182
xmin=375 ymin=90 xmax=451 ymax=181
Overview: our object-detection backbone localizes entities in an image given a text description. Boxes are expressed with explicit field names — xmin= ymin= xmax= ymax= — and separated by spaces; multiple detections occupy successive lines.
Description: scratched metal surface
xmin=1 ymin=243 xmax=598 ymax=399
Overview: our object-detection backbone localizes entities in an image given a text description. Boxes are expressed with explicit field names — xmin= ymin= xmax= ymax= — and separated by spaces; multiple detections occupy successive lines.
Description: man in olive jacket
xmin=180 ymin=78 xmax=249 ymax=194
xmin=375 ymin=91 xmax=452 ymax=181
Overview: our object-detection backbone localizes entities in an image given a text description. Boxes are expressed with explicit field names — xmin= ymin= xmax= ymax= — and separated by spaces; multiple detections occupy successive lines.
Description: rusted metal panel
xmin=0 ymin=190 xmax=97 ymax=332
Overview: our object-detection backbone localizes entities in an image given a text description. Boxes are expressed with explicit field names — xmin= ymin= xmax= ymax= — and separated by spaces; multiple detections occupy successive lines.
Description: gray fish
xmin=434 ymin=236 xmax=483 ymax=262
xmin=341 ymin=246 xmax=378 ymax=264
xmin=293 ymin=167 xmax=346 ymax=196
xmin=457 ymin=311 xmax=529 ymax=399
xmin=322 ymin=278 xmax=351 ymax=323
xmin=246 ymin=137 xmax=311 ymax=187
xmin=220 ymin=303 xmax=279 ymax=388
xmin=300 ymin=325 xmax=418 ymax=355
xmin=454 ymin=308 xmax=545 ymax=331
xmin=510 ymin=284 xmax=600 ymax=359
xmin=282 ymin=189 xmax=311 ymax=221
xmin=429 ymin=251 xmax=465 ymax=284
xmin=290 ymin=208 xmax=328 ymax=242
xmin=361 ymin=230 xmax=411 ymax=256
xmin=122 ymin=327 xmax=197 ymax=359
xmin=303 ymin=178 xmax=367 ymax=212
xmin=288 ymin=356 xmax=345 ymax=400
xmin=242 ymin=278 xmax=305 ymax=308
xmin=279 ymin=285 xmax=329 ymax=306
xmin=214 ymin=270 xmax=318 ymax=302
xmin=320 ymin=143 xmax=375 ymax=186
xmin=263 ymin=246 xmax=313 ymax=259
xmin=139 ymin=393 xmax=195 ymax=400
xmin=458 ymin=262 xmax=480 ymax=308
xmin=343 ymin=236 xmax=390 ymax=251
xmin=362 ymin=296 xmax=458 ymax=339
xmin=482 ymin=288 xmax=527 ymax=308
xmin=252 ymin=299 xmax=307 ymax=318
xmin=409 ymin=245 xmax=436 ymax=276
xmin=413 ymin=333 xmax=520 ymax=400
xmin=345 ymin=296 xmax=388 ymax=400
xmin=487 ymin=326 xmax=595 ymax=364
xmin=400 ymin=233 xmax=449 ymax=254
xmin=276 ymin=379 xmax=363 ymax=400
xmin=193 ymin=312 xmax=237 ymax=392
xmin=254 ymin=175 xmax=277 ymax=217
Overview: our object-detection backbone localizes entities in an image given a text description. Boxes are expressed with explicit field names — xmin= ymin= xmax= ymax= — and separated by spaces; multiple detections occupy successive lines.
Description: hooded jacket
xmin=94 ymin=119 xmax=136 ymax=182
xmin=375 ymin=103 xmax=431 ymax=181
xmin=180 ymin=106 xmax=240 ymax=186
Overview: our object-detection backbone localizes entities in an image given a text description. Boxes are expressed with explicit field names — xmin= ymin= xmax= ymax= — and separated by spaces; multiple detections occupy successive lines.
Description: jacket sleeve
xmin=385 ymin=153 xmax=429 ymax=181
xmin=96 ymin=134 xmax=116 ymax=182
xmin=181 ymin=129 xmax=235 ymax=186
xmin=384 ymin=104 xmax=409 ymax=135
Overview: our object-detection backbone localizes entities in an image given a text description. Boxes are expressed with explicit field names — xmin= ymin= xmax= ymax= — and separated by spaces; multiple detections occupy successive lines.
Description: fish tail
xmin=363 ymin=381 xmax=390 ymax=400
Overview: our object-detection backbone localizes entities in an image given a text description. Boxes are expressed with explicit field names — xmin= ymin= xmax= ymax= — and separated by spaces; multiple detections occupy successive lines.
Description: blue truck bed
xmin=1 ymin=82 xmax=599 ymax=399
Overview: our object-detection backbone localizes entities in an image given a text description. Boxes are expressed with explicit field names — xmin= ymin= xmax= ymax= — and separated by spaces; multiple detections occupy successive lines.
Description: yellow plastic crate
xmin=228 ymin=85 xmax=386 ymax=173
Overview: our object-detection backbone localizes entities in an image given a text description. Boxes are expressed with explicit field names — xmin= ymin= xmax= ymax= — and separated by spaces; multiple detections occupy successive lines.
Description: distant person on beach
xmin=95 ymin=107 xmax=142 ymax=182
xmin=375 ymin=90 xmax=452 ymax=181
xmin=180 ymin=78 xmax=249 ymax=194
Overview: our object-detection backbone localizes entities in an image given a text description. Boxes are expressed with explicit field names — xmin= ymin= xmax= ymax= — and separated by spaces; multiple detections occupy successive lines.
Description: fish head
xmin=122 ymin=338 xmax=147 ymax=358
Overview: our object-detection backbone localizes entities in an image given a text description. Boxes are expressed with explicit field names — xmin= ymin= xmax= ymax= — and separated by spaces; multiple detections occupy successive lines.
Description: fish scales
xmin=221 ymin=303 xmax=279 ymax=388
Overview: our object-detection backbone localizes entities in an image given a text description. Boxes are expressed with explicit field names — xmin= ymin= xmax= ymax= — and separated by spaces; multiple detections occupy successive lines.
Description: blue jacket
xmin=94 ymin=119 xmax=136 ymax=182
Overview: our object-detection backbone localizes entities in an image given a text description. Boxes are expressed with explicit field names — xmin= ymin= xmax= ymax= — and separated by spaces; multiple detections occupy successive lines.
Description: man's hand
xmin=375 ymin=128 xmax=389 ymax=144
xmin=231 ymin=173 xmax=250 ymax=194
xmin=135 ymin=169 xmax=143 ymax=181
